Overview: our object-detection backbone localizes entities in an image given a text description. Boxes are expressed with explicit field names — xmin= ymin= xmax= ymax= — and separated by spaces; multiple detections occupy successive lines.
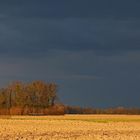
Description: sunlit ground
xmin=0 ymin=115 xmax=140 ymax=140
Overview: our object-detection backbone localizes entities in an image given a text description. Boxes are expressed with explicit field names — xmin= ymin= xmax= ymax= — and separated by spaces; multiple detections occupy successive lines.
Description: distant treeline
xmin=0 ymin=81 xmax=140 ymax=115
xmin=65 ymin=106 xmax=140 ymax=115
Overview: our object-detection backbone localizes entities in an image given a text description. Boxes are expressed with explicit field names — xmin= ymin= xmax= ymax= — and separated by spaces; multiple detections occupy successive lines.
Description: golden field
xmin=0 ymin=115 xmax=140 ymax=140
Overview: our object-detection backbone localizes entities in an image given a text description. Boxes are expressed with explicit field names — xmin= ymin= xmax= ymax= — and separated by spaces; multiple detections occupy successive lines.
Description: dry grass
xmin=0 ymin=115 xmax=140 ymax=140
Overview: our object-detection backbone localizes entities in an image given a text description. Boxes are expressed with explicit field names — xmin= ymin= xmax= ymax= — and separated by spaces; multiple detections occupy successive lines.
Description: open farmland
xmin=0 ymin=115 xmax=140 ymax=140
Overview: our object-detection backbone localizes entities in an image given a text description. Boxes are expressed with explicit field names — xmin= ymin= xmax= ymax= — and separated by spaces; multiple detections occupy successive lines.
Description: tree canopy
xmin=0 ymin=81 xmax=61 ymax=115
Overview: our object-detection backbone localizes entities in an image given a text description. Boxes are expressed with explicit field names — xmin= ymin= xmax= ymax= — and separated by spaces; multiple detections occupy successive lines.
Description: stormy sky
xmin=0 ymin=0 xmax=140 ymax=108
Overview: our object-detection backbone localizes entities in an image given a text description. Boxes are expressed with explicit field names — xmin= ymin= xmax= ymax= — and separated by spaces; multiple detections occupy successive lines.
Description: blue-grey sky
xmin=0 ymin=0 xmax=140 ymax=108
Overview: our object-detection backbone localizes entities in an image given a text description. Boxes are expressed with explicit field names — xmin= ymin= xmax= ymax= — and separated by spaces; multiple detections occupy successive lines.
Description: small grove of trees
xmin=0 ymin=81 xmax=65 ymax=115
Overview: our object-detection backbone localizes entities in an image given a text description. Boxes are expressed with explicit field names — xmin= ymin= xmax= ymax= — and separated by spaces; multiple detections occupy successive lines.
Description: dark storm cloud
xmin=46 ymin=18 xmax=140 ymax=51
xmin=0 ymin=17 xmax=140 ymax=57
xmin=0 ymin=0 xmax=140 ymax=107
xmin=0 ymin=0 xmax=140 ymax=56
xmin=0 ymin=0 xmax=140 ymax=19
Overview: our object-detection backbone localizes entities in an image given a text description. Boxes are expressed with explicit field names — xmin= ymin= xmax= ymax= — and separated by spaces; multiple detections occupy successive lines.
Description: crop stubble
xmin=0 ymin=115 xmax=140 ymax=140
